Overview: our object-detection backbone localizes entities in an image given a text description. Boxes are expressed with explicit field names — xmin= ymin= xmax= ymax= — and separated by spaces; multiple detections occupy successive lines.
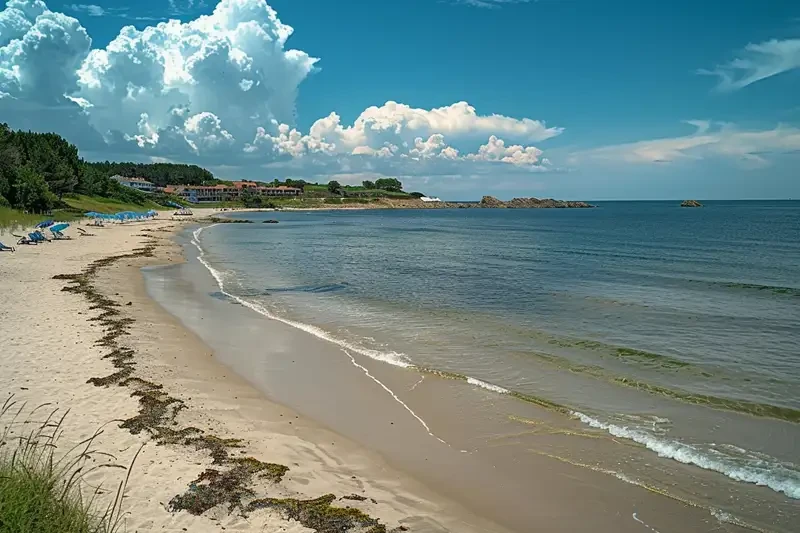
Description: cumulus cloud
xmin=0 ymin=0 xmax=559 ymax=180
xmin=699 ymin=38 xmax=800 ymax=91
xmin=571 ymin=121 xmax=800 ymax=167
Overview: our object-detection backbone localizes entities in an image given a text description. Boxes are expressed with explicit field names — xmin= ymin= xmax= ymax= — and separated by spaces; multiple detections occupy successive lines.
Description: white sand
xmin=0 ymin=214 xmax=498 ymax=533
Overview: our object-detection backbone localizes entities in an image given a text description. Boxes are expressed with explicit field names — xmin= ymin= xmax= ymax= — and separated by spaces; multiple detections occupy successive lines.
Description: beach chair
xmin=31 ymin=230 xmax=50 ymax=242
xmin=0 ymin=241 xmax=14 ymax=252
xmin=49 ymin=223 xmax=72 ymax=240
xmin=13 ymin=234 xmax=36 ymax=245
xmin=77 ymin=227 xmax=95 ymax=236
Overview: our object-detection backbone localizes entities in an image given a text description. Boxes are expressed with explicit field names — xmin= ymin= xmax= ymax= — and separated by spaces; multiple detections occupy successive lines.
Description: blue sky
xmin=1 ymin=0 xmax=799 ymax=199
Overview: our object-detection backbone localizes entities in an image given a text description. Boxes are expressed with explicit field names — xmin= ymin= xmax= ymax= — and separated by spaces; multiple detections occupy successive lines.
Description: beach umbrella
xmin=36 ymin=219 xmax=54 ymax=228
xmin=51 ymin=223 xmax=70 ymax=233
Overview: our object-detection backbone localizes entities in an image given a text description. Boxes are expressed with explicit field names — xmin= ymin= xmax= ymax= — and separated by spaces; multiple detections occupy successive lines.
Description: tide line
xmin=342 ymin=349 xmax=448 ymax=446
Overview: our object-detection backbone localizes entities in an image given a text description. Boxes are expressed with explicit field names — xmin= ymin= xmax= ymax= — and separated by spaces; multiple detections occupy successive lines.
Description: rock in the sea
xmin=480 ymin=196 xmax=507 ymax=208
xmin=263 ymin=219 xmax=279 ymax=224
xmin=680 ymin=200 xmax=703 ymax=207
xmin=477 ymin=196 xmax=593 ymax=209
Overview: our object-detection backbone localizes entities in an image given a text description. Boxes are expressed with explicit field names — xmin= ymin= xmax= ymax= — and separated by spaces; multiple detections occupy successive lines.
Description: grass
xmin=61 ymin=194 xmax=165 ymax=214
xmin=1 ymin=194 xmax=168 ymax=231
xmin=0 ymin=206 xmax=81 ymax=231
xmin=0 ymin=397 xmax=137 ymax=533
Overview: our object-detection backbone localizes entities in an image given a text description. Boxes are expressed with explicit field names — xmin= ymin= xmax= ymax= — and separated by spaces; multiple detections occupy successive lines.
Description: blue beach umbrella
xmin=50 ymin=223 xmax=70 ymax=233
xmin=36 ymin=219 xmax=54 ymax=228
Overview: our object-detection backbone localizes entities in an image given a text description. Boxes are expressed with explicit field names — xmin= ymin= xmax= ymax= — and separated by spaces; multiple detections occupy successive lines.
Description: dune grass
xmin=0 ymin=397 xmax=137 ymax=533
xmin=61 ymin=194 xmax=165 ymax=214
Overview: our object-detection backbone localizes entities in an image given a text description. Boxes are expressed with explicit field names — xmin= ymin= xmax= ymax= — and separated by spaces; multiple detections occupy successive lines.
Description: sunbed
xmin=0 ymin=242 xmax=14 ymax=252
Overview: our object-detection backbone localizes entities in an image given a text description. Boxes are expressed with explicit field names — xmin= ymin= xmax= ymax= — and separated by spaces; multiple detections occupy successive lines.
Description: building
xmin=111 ymin=175 xmax=156 ymax=193
xmin=260 ymin=186 xmax=302 ymax=197
xmin=167 ymin=183 xmax=302 ymax=203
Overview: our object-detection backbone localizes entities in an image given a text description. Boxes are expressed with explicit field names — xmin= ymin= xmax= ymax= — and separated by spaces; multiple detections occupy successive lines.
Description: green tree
xmin=362 ymin=180 xmax=375 ymax=189
xmin=375 ymin=178 xmax=402 ymax=192
xmin=240 ymin=187 xmax=263 ymax=208
xmin=327 ymin=180 xmax=342 ymax=194
xmin=15 ymin=167 xmax=55 ymax=213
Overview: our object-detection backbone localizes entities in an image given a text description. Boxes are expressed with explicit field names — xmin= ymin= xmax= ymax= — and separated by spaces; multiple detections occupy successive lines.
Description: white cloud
xmin=0 ymin=0 xmax=559 ymax=181
xmin=571 ymin=121 xmax=800 ymax=167
xmin=699 ymin=38 xmax=800 ymax=91
xmin=466 ymin=135 xmax=544 ymax=165
xmin=66 ymin=4 xmax=105 ymax=16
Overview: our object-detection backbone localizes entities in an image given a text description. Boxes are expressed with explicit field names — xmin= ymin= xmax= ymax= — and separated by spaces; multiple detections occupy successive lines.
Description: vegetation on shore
xmin=0 ymin=123 xmax=203 ymax=219
xmin=0 ymin=398 xmax=135 ymax=533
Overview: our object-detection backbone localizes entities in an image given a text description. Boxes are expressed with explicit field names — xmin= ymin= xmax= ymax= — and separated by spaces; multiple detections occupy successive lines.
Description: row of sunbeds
xmin=1 ymin=226 xmax=94 ymax=253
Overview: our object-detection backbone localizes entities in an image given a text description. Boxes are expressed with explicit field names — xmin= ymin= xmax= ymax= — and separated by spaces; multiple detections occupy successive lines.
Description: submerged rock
xmin=680 ymin=200 xmax=703 ymax=207
xmin=263 ymin=219 xmax=279 ymax=224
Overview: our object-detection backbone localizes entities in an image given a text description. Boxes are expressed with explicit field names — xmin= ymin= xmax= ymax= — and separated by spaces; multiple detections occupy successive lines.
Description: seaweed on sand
xmin=52 ymin=239 xmax=399 ymax=531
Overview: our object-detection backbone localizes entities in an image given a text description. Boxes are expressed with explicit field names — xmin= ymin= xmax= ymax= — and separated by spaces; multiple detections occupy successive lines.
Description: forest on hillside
xmin=0 ymin=123 xmax=216 ymax=212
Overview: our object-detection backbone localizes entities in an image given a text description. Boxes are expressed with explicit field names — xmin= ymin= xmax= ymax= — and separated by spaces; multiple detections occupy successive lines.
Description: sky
xmin=1 ymin=0 xmax=798 ymax=200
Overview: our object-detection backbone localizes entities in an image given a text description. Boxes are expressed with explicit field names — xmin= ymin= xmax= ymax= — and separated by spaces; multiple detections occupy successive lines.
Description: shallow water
xmin=154 ymin=201 xmax=800 ymax=530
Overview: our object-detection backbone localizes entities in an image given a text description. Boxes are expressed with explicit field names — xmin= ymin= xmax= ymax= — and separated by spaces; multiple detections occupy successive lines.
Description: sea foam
xmin=192 ymin=226 xmax=411 ymax=369
xmin=467 ymin=377 xmax=510 ymax=394
xmin=572 ymin=411 xmax=800 ymax=499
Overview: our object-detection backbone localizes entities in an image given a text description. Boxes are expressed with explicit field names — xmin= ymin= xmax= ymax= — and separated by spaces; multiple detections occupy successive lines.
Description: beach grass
xmin=61 ymin=194 xmax=165 ymax=214
xmin=0 ymin=398 xmax=136 ymax=533
xmin=0 ymin=194 xmax=166 ymax=231
xmin=0 ymin=206 xmax=82 ymax=231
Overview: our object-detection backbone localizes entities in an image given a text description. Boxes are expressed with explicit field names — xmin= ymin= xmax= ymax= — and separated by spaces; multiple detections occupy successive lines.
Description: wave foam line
xmin=632 ymin=513 xmax=661 ymax=533
xmin=343 ymin=350 xmax=447 ymax=446
xmin=467 ymin=377 xmax=510 ymax=394
xmin=530 ymin=449 xmax=766 ymax=533
xmin=573 ymin=411 xmax=800 ymax=499
xmin=191 ymin=226 xmax=411 ymax=369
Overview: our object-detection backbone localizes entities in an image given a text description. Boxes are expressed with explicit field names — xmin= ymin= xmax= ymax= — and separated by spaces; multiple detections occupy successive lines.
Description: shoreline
xmin=1 ymin=212 xmax=788 ymax=532
xmin=147 ymin=218 xmax=778 ymax=532
xmin=1 ymin=214 xmax=497 ymax=532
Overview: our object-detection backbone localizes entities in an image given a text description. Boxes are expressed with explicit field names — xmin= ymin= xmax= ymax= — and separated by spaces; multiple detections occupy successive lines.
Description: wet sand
xmin=139 ymin=225 xmax=767 ymax=533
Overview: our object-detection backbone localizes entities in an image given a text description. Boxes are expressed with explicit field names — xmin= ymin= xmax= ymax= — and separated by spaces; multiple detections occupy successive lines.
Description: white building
xmin=111 ymin=175 xmax=156 ymax=193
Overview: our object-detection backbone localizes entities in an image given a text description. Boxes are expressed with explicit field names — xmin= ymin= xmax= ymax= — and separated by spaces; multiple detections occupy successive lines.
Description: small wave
xmin=572 ymin=411 xmax=800 ymax=499
xmin=466 ymin=377 xmax=510 ymax=394
xmin=265 ymin=283 xmax=350 ymax=294
xmin=192 ymin=225 xmax=410 ymax=369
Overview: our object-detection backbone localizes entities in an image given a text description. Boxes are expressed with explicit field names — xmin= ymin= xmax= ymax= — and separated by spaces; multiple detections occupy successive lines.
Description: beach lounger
xmin=51 ymin=230 xmax=72 ymax=240
xmin=14 ymin=234 xmax=36 ymax=245
xmin=31 ymin=231 xmax=50 ymax=242
xmin=77 ymin=227 xmax=95 ymax=236
xmin=0 ymin=242 xmax=14 ymax=252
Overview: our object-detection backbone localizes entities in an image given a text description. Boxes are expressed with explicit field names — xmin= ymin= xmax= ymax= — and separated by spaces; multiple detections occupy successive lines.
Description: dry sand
xmin=0 ymin=213 xmax=499 ymax=533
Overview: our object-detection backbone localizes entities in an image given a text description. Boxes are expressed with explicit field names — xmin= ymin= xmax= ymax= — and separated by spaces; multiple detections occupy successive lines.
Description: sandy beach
xmin=0 ymin=213 xmax=503 ymax=533
xmin=0 ymin=213 xmax=763 ymax=532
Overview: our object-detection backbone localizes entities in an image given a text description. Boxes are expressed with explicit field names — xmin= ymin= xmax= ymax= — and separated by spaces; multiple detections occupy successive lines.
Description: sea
xmin=148 ymin=201 xmax=800 ymax=531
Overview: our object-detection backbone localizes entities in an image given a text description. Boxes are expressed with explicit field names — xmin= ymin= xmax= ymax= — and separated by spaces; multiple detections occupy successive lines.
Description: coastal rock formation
xmin=681 ymin=200 xmax=703 ymax=207
xmin=477 ymin=196 xmax=593 ymax=209
xmin=479 ymin=196 xmax=507 ymax=208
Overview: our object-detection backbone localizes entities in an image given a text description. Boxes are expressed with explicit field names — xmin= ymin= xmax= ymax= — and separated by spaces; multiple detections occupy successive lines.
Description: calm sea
xmin=190 ymin=201 xmax=800 ymax=527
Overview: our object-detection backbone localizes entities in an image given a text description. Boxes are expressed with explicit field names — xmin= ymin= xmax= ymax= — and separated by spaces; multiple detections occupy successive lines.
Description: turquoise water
xmin=193 ymin=201 xmax=800 ymax=510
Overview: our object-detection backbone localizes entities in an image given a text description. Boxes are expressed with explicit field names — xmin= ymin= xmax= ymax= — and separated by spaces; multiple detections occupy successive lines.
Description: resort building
xmin=112 ymin=175 xmax=156 ymax=193
xmin=165 ymin=182 xmax=302 ymax=203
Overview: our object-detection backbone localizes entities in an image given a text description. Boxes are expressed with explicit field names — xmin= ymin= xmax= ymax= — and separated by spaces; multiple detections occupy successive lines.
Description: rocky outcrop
xmin=680 ymin=200 xmax=702 ymax=207
xmin=479 ymin=196 xmax=507 ymax=208
xmin=474 ymin=196 xmax=593 ymax=209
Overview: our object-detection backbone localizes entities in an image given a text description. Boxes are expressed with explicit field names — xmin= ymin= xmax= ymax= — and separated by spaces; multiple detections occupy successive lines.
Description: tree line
xmin=0 ymin=123 xmax=216 ymax=213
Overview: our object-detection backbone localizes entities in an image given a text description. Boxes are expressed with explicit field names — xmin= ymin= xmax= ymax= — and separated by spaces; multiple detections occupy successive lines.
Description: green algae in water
xmin=614 ymin=378 xmax=800 ymax=423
